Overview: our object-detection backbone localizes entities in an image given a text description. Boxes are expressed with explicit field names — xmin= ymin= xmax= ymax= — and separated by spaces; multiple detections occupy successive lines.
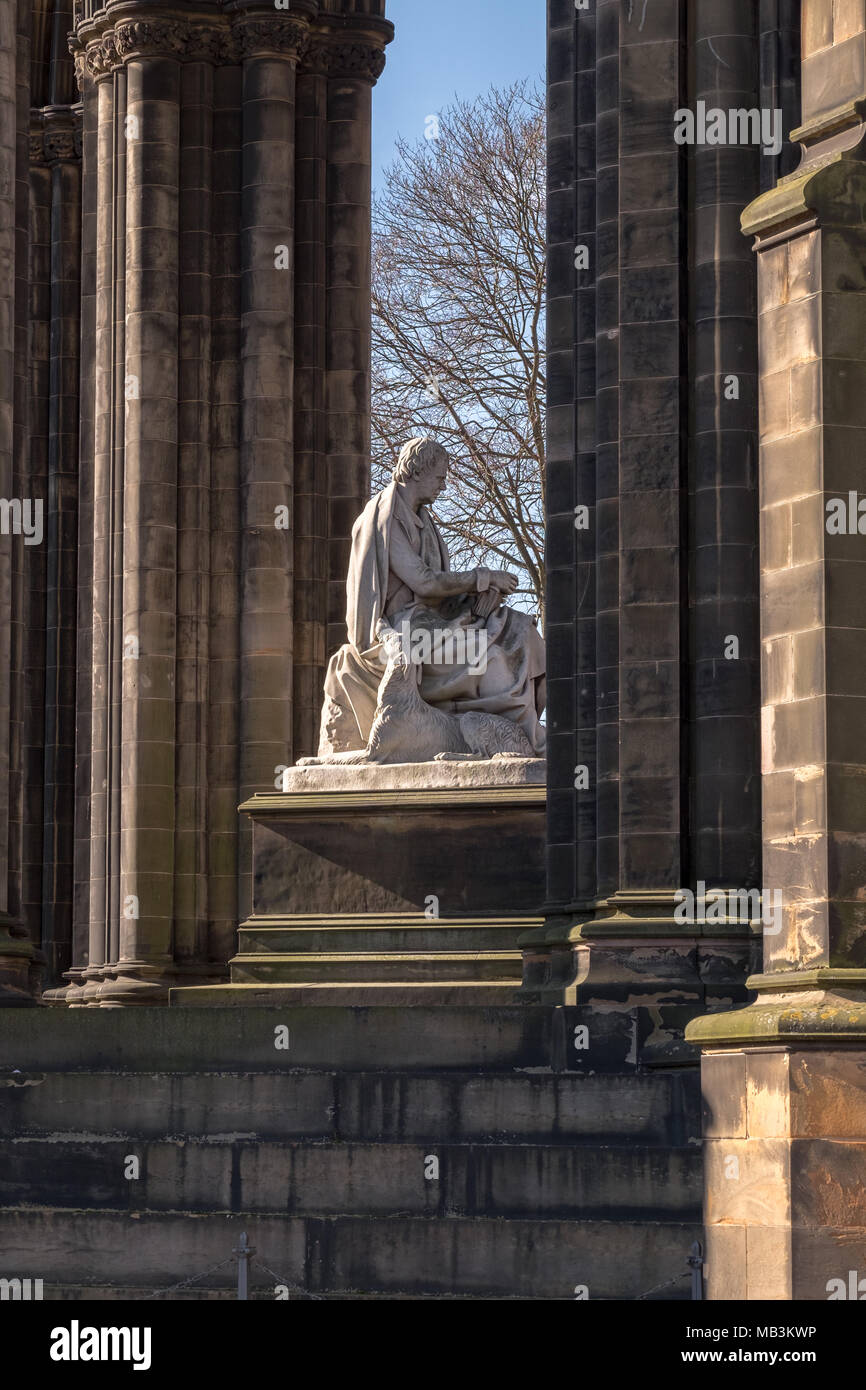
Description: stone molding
xmin=72 ymin=15 xmax=389 ymax=85
xmin=72 ymin=16 xmax=318 ymax=83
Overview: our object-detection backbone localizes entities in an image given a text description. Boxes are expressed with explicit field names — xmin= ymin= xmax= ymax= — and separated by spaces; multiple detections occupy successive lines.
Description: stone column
xmin=78 ymin=41 xmax=115 ymax=1004
xmin=174 ymin=45 xmax=214 ymax=970
xmin=0 ymin=0 xmax=37 ymax=1001
xmin=207 ymin=56 xmax=242 ymax=971
xmin=63 ymin=49 xmax=97 ymax=1005
xmin=688 ymin=0 xmax=866 ymax=1300
xmin=292 ymin=42 xmax=328 ymax=758
xmin=323 ymin=40 xmax=383 ymax=660
xmin=110 ymin=31 xmax=183 ymax=1004
xmin=40 ymin=106 xmax=81 ymax=990
xmin=26 ymin=116 xmax=51 ymax=963
xmin=236 ymin=13 xmax=305 ymax=916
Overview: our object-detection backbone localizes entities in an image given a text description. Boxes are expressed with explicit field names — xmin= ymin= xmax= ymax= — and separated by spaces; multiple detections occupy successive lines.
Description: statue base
xmin=171 ymin=760 xmax=545 ymax=1007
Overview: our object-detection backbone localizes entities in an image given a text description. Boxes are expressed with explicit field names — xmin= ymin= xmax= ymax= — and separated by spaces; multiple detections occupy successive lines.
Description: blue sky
xmin=372 ymin=0 xmax=546 ymax=190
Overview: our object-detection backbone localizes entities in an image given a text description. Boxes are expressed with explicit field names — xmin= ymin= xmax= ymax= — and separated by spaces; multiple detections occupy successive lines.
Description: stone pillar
xmin=688 ymin=0 xmax=866 ymax=1300
xmin=207 ymin=57 xmax=242 ymax=971
xmin=323 ymin=41 xmax=382 ymax=661
xmin=64 ymin=49 xmax=97 ymax=1005
xmin=235 ymin=13 xmax=305 ymax=918
xmin=174 ymin=47 xmax=214 ymax=970
xmin=292 ymin=16 xmax=390 ymax=755
xmin=111 ymin=36 xmax=182 ymax=1004
xmin=79 ymin=44 xmax=115 ymax=1003
xmin=527 ymin=0 xmax=774 ymax=1056
xmin=0 ymin=0 xmax=37 ymax=1001
xmin=26 ymin=114 xmax=51 ymax=963
xmin=40 ymin=105 xmax=81 ymax=989
xmin=292 ymin=43 xmax=328 ymax=758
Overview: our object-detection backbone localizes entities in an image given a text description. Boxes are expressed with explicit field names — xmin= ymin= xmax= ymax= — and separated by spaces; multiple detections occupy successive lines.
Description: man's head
xmin=392 ymin=437 xmax=449 ymax=504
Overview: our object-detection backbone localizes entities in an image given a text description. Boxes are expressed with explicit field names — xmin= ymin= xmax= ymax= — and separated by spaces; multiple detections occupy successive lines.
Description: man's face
xmin=419 ymin=458 xmax=449 ymax=504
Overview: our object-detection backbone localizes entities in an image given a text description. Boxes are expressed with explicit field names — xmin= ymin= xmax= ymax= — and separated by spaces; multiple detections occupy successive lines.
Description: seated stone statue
xmin=305 ymin=436 xmax=546 ymax=765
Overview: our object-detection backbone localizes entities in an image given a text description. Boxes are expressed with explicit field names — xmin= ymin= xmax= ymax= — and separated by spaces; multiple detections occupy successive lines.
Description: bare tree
xmin=371 ymin=82 xmax=546 ymax=624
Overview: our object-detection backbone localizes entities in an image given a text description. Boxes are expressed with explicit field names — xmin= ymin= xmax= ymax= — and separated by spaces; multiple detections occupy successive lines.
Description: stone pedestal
xmin=688 ymin=0 xmax=866 ymax=1300
xmin=171 ymin=760 xmax=545 ymax=1006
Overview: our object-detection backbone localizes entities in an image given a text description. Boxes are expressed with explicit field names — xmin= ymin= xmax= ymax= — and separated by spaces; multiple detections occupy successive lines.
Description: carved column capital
xmin=83 ymin=33 xmax=117 ymax=81
xmin=300 ymin=38 xmax=332 ymax=77
xmin=320 ymin=40 xmax=387 ymax=83
xmin=113 ymin=19 xmax=191 ymax=62
xmin=300 ymin=26 xmax=390 ymax=83
xmin=185 ymin=25 xmax=223 ymax=65
xmin=233 ymin=16 xmax=309 ymax=62
xmin=29 ymin=121 xmax=46 ymax=165
xmin=30 ymin=106 xmax=82 ymax=166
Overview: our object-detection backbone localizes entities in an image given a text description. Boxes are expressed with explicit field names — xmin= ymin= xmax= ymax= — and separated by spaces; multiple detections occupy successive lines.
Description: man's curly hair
xmin=392 ymin=436 xmax=449 ymax=484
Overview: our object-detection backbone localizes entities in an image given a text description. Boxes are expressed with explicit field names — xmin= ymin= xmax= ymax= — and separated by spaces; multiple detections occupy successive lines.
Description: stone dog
xmin=298 ymin=631 xmax=534 ymax=767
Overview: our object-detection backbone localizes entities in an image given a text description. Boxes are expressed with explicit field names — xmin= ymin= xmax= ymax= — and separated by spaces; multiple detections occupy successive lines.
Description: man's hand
xmin=489 ymin=570 xmax=518 ymax=596
xmin=473 ymin=587 xmax=502 ymax=620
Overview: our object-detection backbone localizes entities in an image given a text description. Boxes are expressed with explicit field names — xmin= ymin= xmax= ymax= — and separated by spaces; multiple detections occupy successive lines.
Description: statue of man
xmin=315 ymin=436 xmax=546 ymax=759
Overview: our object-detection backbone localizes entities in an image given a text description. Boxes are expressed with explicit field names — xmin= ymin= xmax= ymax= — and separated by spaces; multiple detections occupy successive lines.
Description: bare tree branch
xmin=371 ymin=82 xmax=546 ymax=626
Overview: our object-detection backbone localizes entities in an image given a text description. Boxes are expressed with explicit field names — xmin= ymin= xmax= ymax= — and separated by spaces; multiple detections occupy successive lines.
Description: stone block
xmin=701 ymin=1050 xmax=747 ymax=1138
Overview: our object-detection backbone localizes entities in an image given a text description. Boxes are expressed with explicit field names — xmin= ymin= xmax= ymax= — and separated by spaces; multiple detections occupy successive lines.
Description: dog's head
xmin=378 ymin=645 xmax=409 ymax=686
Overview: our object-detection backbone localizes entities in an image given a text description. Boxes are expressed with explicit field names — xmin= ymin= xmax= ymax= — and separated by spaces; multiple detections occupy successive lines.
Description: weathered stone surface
xmin=280 ymin=757 xmax=545 ymax=793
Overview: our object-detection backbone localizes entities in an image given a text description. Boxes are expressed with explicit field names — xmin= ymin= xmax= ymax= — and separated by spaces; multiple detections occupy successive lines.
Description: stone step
xmin=0 ymin=1209 xmax=699 ymax=1299
xmin=229 ymin=951 xmax=523 ymax=985
xmin=172 ymin=982 xmax=523 ymax=1006
xmin=25 ymin=1286 xmax=558 ymax=1300
xmin=0 ymin=1138 xmax=701 ymax=1219
xmin=0 ymin=1069 xmax=700 ymax=1146
xmin=235 ymin=915 xmax=534 ymax=956
xmin=0 ymin=1004 xmax=552 ymax=1070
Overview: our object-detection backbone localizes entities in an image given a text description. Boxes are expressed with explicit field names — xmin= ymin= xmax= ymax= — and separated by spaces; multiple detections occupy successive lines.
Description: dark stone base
xmin=246 ymin=781 xmax=545 ymax=918
xmin=175 ymin=780 xmax=546 ymax=1004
